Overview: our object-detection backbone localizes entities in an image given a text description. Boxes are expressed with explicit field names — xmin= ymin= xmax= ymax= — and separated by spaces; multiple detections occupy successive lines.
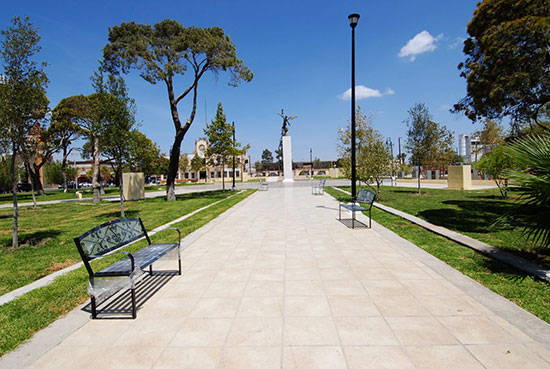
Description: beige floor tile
xmin=226 ymin=317 xmax=283 ymax=346
xmin=526 ymin=342 xmax=550 ymax=363
xmin=487 ymin=314 xmax=534 ymax=343
xmin=323 ymin=280 xmax=366 ymax=296
xmin=399 ymin=278 xmax=464 ymax=296
xmin=250 ymin=268 xmax=285 ymax=281
xmin=286 ymin=280 xmax=325 ymax=296
xmin=286 ymin=267 xmax=321 ymax=281
xmin=466 ymin=343 xmax=550 ymax=369
xmin=113 ymin=318 xmax=181 ymax=346
xmin=214 ymin=268 xmax=251 ymax=282
xmin=88 ymin=346 xmax=164 ymax=369
xmin=319 ymin=267 xmax=355 ymax=281
xmin=152 ymin=347 xmax=220 ymax=369
xmin=361 ymin=279 xmax=409 ymax=296
xmin=371 ymin=294 xmax=429 ymax=317
xmin=203 ymin=281 xmax=247 ymax=297
xmin=162 ymin=281 xmax=211 ymax=298
xmin=29 ymin=345 xmax=108 ymax=369
xmin=354 ymin=268 xmax=395 ymax=280
xmin=284 ymin=317 xmax=340 ymax=345
xmin=438 ymin=316 xmax=515 ymax=344
xmin=238 ymin=296 xmax=283 ymax=317
xmin=59 ymin=320 xmax=132 ymax=346
xmin=245 ymin=280 xmax=284 ymax=297
xmin=218 ymin=346 xmax=281 ymax=369
xmin=344 ymin=346 xmax=415 ymax=369
xmin=328 ymin=295 xmax=380 ymax=317
xmin=406 ymin=345 xmax=485 ymax=369
xmin=386 ymin=316 xmax=458 ymax=345
xmin=416 ymin=295 xmax=481 ymax=316
xmin=335 ymin=317 xmax=398 ymax=345
xmin=285 ymin=296 xmax=332 ymax=317
xmin=390 ymin=266 xmax=433 ymax=280
xmin=283 ymin=346 xmax=347 ymax=369
xmin=141 ymin=297 xmax=198 ymax=319
xmin=189 ymin=297 xmax=240 ymax=318
xmin=169 ymin=318 xmax=232 ymax=347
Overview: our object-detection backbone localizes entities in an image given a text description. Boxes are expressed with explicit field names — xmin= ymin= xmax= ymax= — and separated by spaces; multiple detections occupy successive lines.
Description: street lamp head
xmin=348 ymin=13 xmax=360 ymax=28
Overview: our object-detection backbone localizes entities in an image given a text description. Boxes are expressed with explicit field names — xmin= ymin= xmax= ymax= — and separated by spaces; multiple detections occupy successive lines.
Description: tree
xmin=50 ymin=100 xmax=81 ymax=192
xmin=126 ymin=130 xmax=164 ymax=176
xmin=475 ymin=145 xmax=516 ymax=199
xmin=404 ymin=103 xmax=455 ymax=194
xmin=204 ymin=103 xmax=235 ymax=191
xmin=190 ymin=154 xmax=205 ymax=182
xmin=338 ymin=107 xmax=392 ymax=198
xmin=44 ymin=160 xmax=77 ymax=186
xmin=497 ymin=134 xmax=550 ymax=248
xmin=93 ymin=67 xmax=135 ymax=217
xmin=0 ymin=16 xmax=49 ymax=247
xmin=454 ymin=0 xmax=550 ymax=127
xmin=103 ymin=20 xmax=253 ymax=201
xmin=261 ymin=149 xmax=273 ymax=165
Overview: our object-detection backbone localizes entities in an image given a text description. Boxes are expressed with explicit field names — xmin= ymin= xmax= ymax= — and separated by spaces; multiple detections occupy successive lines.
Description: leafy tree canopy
xmin=454 ymin=0 xmax=550 ymax=125
xmin=261 ymin=149 xmax=273 ymax=165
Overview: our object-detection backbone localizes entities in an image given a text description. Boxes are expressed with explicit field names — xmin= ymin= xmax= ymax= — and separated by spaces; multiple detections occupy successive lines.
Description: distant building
xmin=458 ymin=134 xmax=489 ymax=163
xmin=164 ymin=138 xmax=251 ymax=183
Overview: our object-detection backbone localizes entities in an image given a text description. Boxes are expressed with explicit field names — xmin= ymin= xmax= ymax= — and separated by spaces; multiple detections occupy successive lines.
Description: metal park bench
xmin=258 ymin=178 xmax=269 ymax=191
xmin=338 ymin=189 xmax=376 ymax=229
xmin=312 ymin=179 xmax=326 ymax=195
xmin=74 ymin=218 xmax=181 ymax=319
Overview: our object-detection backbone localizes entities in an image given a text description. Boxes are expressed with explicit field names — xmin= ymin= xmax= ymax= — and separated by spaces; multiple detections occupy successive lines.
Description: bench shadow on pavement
xmin=81 ymin=271 xmax=177 ymax=319
xmin=338 ymin=219 xmax=369 ymax=229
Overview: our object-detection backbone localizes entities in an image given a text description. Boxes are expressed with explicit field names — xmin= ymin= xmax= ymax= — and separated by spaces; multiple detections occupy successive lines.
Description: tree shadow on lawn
xmin=95 ymin=210 xmax=140 ymax=220
xmin=1 ymin=229 xmax=62 ymax=251
xmin=416 ymin=200 xmax=520 ymax=234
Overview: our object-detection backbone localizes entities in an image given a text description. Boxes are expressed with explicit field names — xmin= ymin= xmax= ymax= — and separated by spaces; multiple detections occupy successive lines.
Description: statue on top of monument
xmin=278 ymin=109 xmax=297 ymax=136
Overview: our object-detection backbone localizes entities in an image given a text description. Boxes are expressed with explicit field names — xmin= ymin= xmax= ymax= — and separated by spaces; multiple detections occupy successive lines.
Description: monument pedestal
xmin=282 ymin=136 xmax=294 ymax=183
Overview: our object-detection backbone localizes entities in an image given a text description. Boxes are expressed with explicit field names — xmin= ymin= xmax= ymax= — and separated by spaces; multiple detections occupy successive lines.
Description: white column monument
xmin=282 ymin=135 xmax=294 ymax=182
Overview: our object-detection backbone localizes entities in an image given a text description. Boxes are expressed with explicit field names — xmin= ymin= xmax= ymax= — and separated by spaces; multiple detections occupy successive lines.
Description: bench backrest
xmin=357 ymin=189 xmax=376 ymax=204
xmin=319 ymin=179 xmax=326 ymax=187
xmin=74 ymin=218 xmax=148 ymax=262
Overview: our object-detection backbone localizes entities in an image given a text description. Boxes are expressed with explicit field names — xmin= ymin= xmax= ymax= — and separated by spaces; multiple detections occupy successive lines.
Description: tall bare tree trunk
xmin=119 ymin=166 xmax=125 ymax=218
xmin=92 ymin=136 xmax=101 ymax=204
xmin=222 ymin=159 xmax=225 ymax=191
xmin=61 ymin=146 xmax=69 ymax=193
xmin=11 ymin=148 xmax=19 ymax=248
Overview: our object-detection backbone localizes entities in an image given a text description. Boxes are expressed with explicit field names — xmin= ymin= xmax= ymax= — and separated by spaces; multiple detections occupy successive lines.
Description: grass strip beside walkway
xmin=0 ymin=189 xmax=254 ymax=357
xmin=326 ymin=186 xmax=550 ymax=325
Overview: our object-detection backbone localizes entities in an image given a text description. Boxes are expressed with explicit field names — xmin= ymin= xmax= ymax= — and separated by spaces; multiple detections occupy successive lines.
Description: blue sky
xmin=2 ymin=0 xmax=481 ymax=163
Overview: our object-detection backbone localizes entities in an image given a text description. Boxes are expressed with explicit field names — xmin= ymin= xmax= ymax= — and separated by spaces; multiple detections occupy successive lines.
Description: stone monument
xmin=278 ymin=109 xmax=297 ymax=183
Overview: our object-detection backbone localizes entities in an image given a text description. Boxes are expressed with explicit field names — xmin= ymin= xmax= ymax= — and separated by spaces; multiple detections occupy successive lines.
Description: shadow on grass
xmin=95 ymin=210 xmax=140 ymax=219
xmin=416 ymin=200 xmax=520 ymax=234
xmin=1 ymin=230 xmax=62 ymax=250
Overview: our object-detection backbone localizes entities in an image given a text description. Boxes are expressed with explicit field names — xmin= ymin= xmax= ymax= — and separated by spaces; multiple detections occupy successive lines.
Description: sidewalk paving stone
xmin=3 ymin=184 xmax=550 ymax=369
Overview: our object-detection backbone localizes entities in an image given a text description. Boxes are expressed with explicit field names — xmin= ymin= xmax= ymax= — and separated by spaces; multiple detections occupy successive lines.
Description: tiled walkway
xmin=24 ymin=186 xmax=550 ymax=368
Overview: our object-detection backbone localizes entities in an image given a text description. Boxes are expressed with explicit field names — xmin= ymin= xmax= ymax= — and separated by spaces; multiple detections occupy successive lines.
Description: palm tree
xmin=500 ymin=134 xmax=550 ymax=248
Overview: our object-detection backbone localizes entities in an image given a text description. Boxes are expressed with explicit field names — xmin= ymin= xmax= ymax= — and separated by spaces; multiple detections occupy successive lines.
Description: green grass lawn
xmin=337 ymin=185 xmax=550 ymax=269
xmin=326 ymin=186 xmax=550 ymax=325
xmin=0 ymin=189 xmax=254 ymax=356
xmin=0 ymin=190 xmax=242 ymax=295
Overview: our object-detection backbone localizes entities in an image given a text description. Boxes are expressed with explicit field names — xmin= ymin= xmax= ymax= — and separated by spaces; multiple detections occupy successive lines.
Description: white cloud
xmin=449 ymin=37 xmax=465 ymax=49
xmin=398 ymin=30 xmax=443 ymax=61
xmin=439 ymin=104 xmax=452 ymax=111
xmin=338 ymin=85 xmax=395 ymax=100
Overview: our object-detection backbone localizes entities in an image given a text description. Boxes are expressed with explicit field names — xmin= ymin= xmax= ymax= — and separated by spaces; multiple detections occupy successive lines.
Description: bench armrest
xmin=155 ymin=227 xmax=181 ymax=246
xmin=115 ymin=250 xmax=135 ymax=272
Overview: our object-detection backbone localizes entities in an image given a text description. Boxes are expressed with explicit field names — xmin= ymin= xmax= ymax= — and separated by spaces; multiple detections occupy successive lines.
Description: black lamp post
xmin=348 ymin=13 xmax=360 ymax=203
xmin=386 ymin=137 xmax=394 ymax=186
xmin=232 ymin=121 xmax=236 ymax=191
xmin=310 ymin=148 xmax=313 ymax=180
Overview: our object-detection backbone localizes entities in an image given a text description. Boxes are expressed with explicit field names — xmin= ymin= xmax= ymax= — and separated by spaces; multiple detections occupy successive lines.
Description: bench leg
xmin=352 ymin=210 xmax=355 ymax=229
xmin=338 ymin=205 xmax=341 ymax=220
xmin=369 ymin=208 xmax=372 ymax=228
xmin=91 ymin=296 xmax=97 ymax=319
xmin=149 ymin=264 xmax=153 ymax=276
xmin=130 ymin=288 xmax=137 ymax=319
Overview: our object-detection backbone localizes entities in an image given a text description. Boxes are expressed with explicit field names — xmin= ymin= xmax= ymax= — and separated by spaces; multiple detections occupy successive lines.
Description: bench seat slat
xmin=95 ymin=243 xmax=178 ymax=277
xmin=340 ymin=203 xmax=368 ymax=212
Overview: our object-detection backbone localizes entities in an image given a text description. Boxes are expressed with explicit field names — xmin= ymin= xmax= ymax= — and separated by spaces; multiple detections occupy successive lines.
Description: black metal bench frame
xmin=338 ymin=189 xmax=376 ymax=228
xmin=74 ymin=218 xmax=181 ymax=319
xmin=258 ymin=178 xmax=269 ymax=191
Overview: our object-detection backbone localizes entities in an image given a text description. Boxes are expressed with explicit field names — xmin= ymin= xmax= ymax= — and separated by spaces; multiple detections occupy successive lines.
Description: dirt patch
xmin=48 ymin=260 xmax=77 ymax=273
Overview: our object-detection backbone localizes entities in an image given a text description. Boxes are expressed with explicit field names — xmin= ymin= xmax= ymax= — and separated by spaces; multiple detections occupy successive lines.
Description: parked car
xmin=17 ymin=182 xmax=32 ymax=192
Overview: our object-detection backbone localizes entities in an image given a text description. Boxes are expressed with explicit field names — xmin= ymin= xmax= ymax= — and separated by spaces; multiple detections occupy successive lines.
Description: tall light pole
xmin=349 ymin=13 xmax=360 ymax=203
xmin=310 ymin=148 xmax=313 ymax=180
xmin=386 ymin=138 xmax=394 ymax=186
xmin=398 ymin=137 xmax=402 ymax=164
xmin=232 ymin=122 xmax=236 ymax=191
